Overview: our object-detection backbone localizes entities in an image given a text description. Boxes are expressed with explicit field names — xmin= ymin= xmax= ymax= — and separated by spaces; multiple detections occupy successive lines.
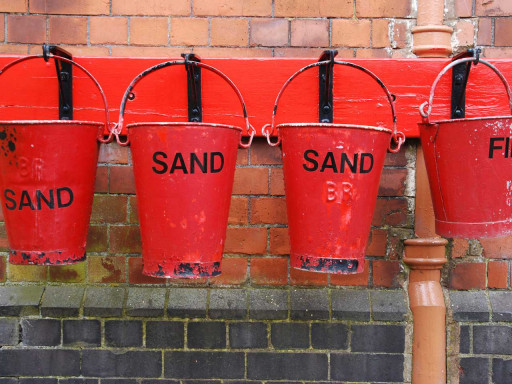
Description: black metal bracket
xmin=43 ymin=44 xmax=73 ymax=120
xmin=318 ymin=50 xmax=338 ymax=123
xmin=451 ymin=47 xmax=481 ymax=119
xmin=181 ymin=53 xmax=202 ymax=122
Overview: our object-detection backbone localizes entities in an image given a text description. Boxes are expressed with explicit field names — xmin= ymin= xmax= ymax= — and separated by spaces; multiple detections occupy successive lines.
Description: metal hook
xmin=318 ymin=49 xmax=338 ymax=123
xmin=181 ymin=53 xmax=202 ymax=123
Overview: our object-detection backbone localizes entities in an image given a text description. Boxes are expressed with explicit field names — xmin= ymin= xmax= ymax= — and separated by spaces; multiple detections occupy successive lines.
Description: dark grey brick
xmin=141 ymin=381 xmax=180 ymax=384
xmin=21 ymin=319 xmax=60 ymax=346
xmin=489 ymin=291 xmax=512 ymax=322
xmin=101 ymin=380 xmax=137 ymax=384
xmin=187 ymin=321 xmax=226 ymax=349
xmin=493 ymin=358 xmax=512 ymax=384
xmin=247 ymin=352 xmax=328 ymax=380
xmin=0 ymin=286 xmax=44 ymax=316
xmin=168 ymin=288 xmax=207 ymax=318
xmin=271 ymin=323 xmax=309 ymax=349
xmin=225 ymin=381 xmax=262 ymax=384
xmin=459 ymin=357 xmax=489 ymax=384
xmin=229 ymin=322 xmax=267 ymax=349
xmin=0 ymin=318 xmax=18 ymax=345
xmin=82 ymin=350 xmax=161 ymax=377
xmin=59 ymin=380 xmax=98 ymax=384
xmin=331 ymin=353 xmax=403 ymax=382
xmin=370 ymin=290 xmax=407 ymax=321
xmin=0 ymin=379 xmax=17 ymax=384
xmin=105 ymin=320 xmax=143 ymax=347
xmin=19 ymin=379 xmax=58 ymax=384
xmin=249 ymin=289 xmax=288 ymax=320
xmin=311 ymin=323 xmax=348 ymax=350
xmin=0 ymin=349 xmax=80 ymax=376
xmin=164 ymin=351 xmax=245 ymax=379
xmin=84 ymin=287 xmax=125 ymax=317
xmin=63 ymin=320 xmax=101 ymax=347
xmin=460 ymin=325 xmax=470 ymax=354
xmin=290 ymin=289 xmax=329 ymax=320
xmin=209 ymin=289 xmax=247 ymax=319
xmin=473 ymin=325 xmax=512 ymax=354
xmin=182 ymin=381 xmax=221 ymax=384
xmin=41 ymin=286 xmax=84 ymax=317
xmin=146 ymin=321 xmax=184 ymax=348
xmin=449 ymin=291 xmax=489 ymax=322
xmin=126 ymin=287 xmax=166 ymax=317
xmin=351 ymin=325 xmax=405 ymax=353
xmin=331 ymin=290 xmax=370 ymax=321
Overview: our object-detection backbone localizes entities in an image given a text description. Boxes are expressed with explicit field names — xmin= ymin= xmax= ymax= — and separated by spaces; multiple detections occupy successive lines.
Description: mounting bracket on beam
xmin=43 ymin=44 xmax=73 ymax=120
xmin=451 ymin=47 xmax=481 ymax=119
xmin=181 ymin=53 xmax=202 ymax=122
xmin=318 ymin=49 xmax=338 ymax=123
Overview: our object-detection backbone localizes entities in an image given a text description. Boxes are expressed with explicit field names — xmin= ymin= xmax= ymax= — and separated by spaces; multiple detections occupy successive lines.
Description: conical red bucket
xmin=116 ymin=60 xmax=254 ymax=278
xmin=419 ymin=58 xmax=512 ymax=238
xmin=263 ymin=61 xmax=405 ymax=274
xmin=0 ymin=55 xmax=110 ymax=265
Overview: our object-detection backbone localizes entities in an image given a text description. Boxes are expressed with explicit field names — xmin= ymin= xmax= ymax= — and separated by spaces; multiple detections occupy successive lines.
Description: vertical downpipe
xmin=412 ymin=0 xmax=453 ymax=57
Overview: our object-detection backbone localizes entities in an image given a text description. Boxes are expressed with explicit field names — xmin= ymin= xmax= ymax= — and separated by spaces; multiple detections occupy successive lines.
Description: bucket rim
xmin=126 ymin=121 xmax=243 ymax=132
xmin=0 ymin=120 xmax=104 ymax=126
xmin=276 ymin=123 xmax=392 ymax=133
xmin=420 ymin=115 xmax=512 ymax=125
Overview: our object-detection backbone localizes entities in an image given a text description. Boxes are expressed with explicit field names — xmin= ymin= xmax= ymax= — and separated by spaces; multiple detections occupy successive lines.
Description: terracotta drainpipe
xmin=412 ymin=0 xmax=453 ymax=57
xmin=404 ymin=238 xmax=448 ymax=384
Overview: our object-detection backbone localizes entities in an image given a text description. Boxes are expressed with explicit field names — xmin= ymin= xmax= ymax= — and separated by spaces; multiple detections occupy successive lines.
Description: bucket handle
xmin=419 ymin=57 xmax=512 ymax=124
xmin=115 ymin=60 xmax=255 ymax=148
xmin=0 ymin=54 xmax=112 ymax=143
xmin=261 ymin=60 xmax=405 ymax=153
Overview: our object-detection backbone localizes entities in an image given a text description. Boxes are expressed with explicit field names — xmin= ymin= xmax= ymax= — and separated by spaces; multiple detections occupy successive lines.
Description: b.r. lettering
xmin=303 ymin=149 xmax=374 ymax=173
xmin=152 ymin=151 xmax=224 ymax=174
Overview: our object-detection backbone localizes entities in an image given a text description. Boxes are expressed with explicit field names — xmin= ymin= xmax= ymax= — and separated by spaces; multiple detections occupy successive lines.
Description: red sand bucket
xmin=263 ymin=61 xmax=405 ymax=274
xmin=419 ymin=58 xmax=512 ymax=238
xmin=0 ymin=55 xmax=110 ymax=265
xmin=115 ymin=60 xmax=254 ymax=278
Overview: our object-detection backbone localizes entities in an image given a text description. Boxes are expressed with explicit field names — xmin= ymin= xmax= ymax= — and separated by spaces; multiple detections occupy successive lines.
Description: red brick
xmin=452 ymin=238 xmax=469 ymax=258
xmin=250 ymin=139 xmax=282 ymax=165
xmin=456 ymin=20 xmax=475 ymax=47
xmin=393 ymin=21 xmax=408 ymax=49
xmin=450 ymin=262 xmax=486 ymax=290
xmin=488 ymin=261 xmax=508 ymax=289
xmin=269 ymin=227 xmax=290 ymax=255
xmin=49 ymin=263 xmax=86 ymax=283
xmin=290 ymin=267 xmax=328 ymax=286
xmin=372 ymin=260 xmax=401 ymax=288
xmin=366 ymin=229 xmax=387 ymax=257
xmin=131 ymin=17 xmax=169 ymax=46
xmin=250 ymin=18 xmax=289 ymax=47
xmin=331 ymin=265 xmax=370 ymax=286
xmin=0 ymin=0 xmax=27 ymax=12
xmin=128 ymin=196 xmax=138 ymax=224
xmin=95 ymin=166 xmax=109 ymax=193
xmin=477 ymin=18 xmax=492 ymax=45
xmin=98 ymin=142 xmax=130 ymax=164
xmin=232 ymin=167 xmax=269 ymax=195
xmin=193 ymin=47 xmax=273 ymax=57
xmin=110 ymin=46 xmax=184 ymax=57
xmin=88 ymin=256 xmax=126 ymax=283
xmin=385 ymin=149 xmax=408 ymax=167
xmin=128 ymin=257 xmax=166 ymax=284
xmin=86 ymin=225 xmax=108 ymax=253
xmin=476 ymin=0 xmax=512 ymax=16
xmin=91 ymin=195 xmax=127 ymax=223
xmin=7 ymin=15 xmax=46 ymax=44
xmin=291 ymin=19 xmax=329 ymax=47
xmin=456 ymin=0 xmax=473 ymax=17
xmin=494 ymin=19 xmax=512 ymax=46
xmin=49 ymin=16 xmax=87 ymax=44
xmin=481 ymin=47 xmax=512 ymax=58
xmin=110 ymin=225 xmax=142 ymax=253
xmin=90 ymin=17 xmax=128 ymax=45
xmin=30 ymin=0 xmax=109 ymax=15
xmin=274 ymin=47 xmax=341 ymax=57
xmin=0 ymin=17 xmax=5 ymax=42
xmin=8 ymin=265 xmax=47 ymax=282
xmin=481 ymin=237 xmax=512 ymax=259
xmin=0 ymin=223 xmax=8 ymax=252
xmin=112 ymin=0 xmax=189 ymax=16
xmin=356 ymin=0 xmax=411 ymax=17
xmin=170 ymin=18 xmax=208 ymax=46
xmin=0 ymin=256 xmax=5 ymax=282
xmin=270 ymin=168 xmax=285 ymax=195
xmin=47 ymin=45 xmax=109 ymax=56
xmin=250 ymin=257 xmax=288 ymax=285
xmin=193 ymin=0 xmax=272 ymax=17
xmin=251 ymin=197 xmax=287 ymax=225
xmin=211 ymin=18 xmax=249 ymax=47
xmin=0 ymin=45 xmax=29 ymax=55
xmin=355 ymin=49 xmax=391 ymax=58
xmin=378 ymin=168 xmax=407 ymax=197
xmin=372 ymin=198 xmax=409 ymax=226
xmin=110 ymin=166 xmax=136 ymax=194
xmin=275 ymin=0 xmax=353 ymax=17
xmin=225 ymin=227 xmax=267 ymax=254
xmin=210 ymin=257 xmax=248 ymax=285
xmin=237 ymin=148 xmax=249 ymax=165
xmin=372 ymin=19 xmax=390 ymax=48
xmin=332 ymin=19 xmax=371 ymax=48
xmin=228 ymin=197 xmax=249 ymax=225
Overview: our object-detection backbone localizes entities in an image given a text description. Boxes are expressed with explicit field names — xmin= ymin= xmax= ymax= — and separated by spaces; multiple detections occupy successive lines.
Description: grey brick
xmin=59 ymin=380 xmax=97 ymax=384
xmin=351 ymin=324 xmax=405 ymax=353
xmin=474 ymin=325 xmax=512 ymax=354
xmin=187 ymin=322 xmax=226 ymax=349
xmin=84 ymin=287 xmax=125 ymax=317
xmin=331 ymin=353 xmax=404 ymax=382
xmin=141 ymin=381 xmax=180 ymax=384
xmin=460 ymin=325 xmax=470 ymax=354
xmin=19 ymin=379 xmax=58 ymax=384
xmin=83 ymin=350 xmax=161 ymax=377
xmin=311 ymin=323 xmax=348 ymax=350
xmin=0 ymin=318 xmax=18 ymax=345
xmin=168 ymin=288 xmax=207 ymax=318
xmin=41 ymin=286 xmax=84 ymax=317
xmin=331 ymin=290 xmax=370 ymax=321
xmin=489 ymin=291 xmax=512 ymax=322
xmin=271 ymin=323 xmax=309 ymax=349
xmin=229 ymin=322 xmax=268 ymax=349
xmin=105 ymin=320 xmax=143 ymax=347
xmin=101 ymin=380 xmax=137 ymax=384
xmin=493 ymin=358 xmax=512 ymax=384
xmin=209 ymin=289 xmax=247 ymax=319
xmin=165 ymin=351 xmax=245 ymax=379
xmin=126 ymin=287 xmax=166 ymax=317
xmin=290 ymin=289 xmax=329 ymax=320
xmin=449 ymin=291 xmax=489 ymax=322
xmin=181 ymin=381 xmax=221 ymax=384
xmin=0 ymin=379 xmax=17 ymax=384
xmin=249 ymin=289 xmax=288 ymax=320
xmin=370 ymin=290 xmax=407 ymax=321
xmin=21 ymin=319 xmax=60 ymax=346
xmin=63 ymin=320 xmax=101 ymax=347
xmin=247 ymin=352 xmax=328 ymax=380
xmin=459 ymin=357 xmax=489 ymax=384
xmin=0 ymin=286 xmax=44 ymax=316
xmin=0 ymin=349 xmax=80 ymax=376
xmin=146 ymin=321 xmax=184 ymax=349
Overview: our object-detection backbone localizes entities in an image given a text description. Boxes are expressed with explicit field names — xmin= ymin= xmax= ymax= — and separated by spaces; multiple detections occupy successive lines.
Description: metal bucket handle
xmin=116 ymin=60 xmax=255 ymax=148
xmin=419 ymin=57 xmax=512 ymax=123
xmin=262 ymin=60 xmax=405 ymax=153
xmin=0 ymin=54 xmax=112 ymax=143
